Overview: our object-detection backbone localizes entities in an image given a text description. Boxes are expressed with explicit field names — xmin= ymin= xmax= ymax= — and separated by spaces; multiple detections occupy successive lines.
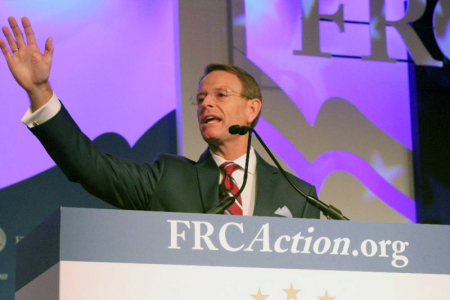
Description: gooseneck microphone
xmin=206 ymin=126 xmax=253 ymax=214
xmin=224 ymin=125 xmax=349 ymax=220
xmin=229 ymin=124 xmax=251 ymax=135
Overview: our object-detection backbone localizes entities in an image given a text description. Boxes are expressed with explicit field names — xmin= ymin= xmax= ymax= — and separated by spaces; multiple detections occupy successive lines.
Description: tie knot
xmin=220 ymin=162 xmax=240 ymax=176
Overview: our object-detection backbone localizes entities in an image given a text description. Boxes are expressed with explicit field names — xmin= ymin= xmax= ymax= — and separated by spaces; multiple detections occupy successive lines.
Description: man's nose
xmin=201 ymin=93 xmax=215 ymax=107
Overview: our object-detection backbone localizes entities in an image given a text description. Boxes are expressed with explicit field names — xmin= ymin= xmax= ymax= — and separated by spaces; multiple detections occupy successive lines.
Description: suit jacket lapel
xmin=253 ymin=153 xmax=279 ymax=216
xmin=196 ymin=149 xmax=220 ymax=212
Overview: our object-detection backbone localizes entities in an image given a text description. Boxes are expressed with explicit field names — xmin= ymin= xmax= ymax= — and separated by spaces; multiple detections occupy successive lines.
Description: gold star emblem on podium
xmin=318 ymin=290 xmax=335 ymax=300
xmin=251 ymin=288 xmax=269 ymax=300
xmin=283 ymin=283 xmax=301 ymax=299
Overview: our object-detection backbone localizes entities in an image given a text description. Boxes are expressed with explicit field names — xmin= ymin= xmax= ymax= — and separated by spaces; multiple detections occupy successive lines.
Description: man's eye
xmin=216 ymin=92 xmax=227 ymax=99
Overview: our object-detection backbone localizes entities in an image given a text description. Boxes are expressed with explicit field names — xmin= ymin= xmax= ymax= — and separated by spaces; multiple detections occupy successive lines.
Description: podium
xmin=16 ymin=207 xmax=450 ymax=299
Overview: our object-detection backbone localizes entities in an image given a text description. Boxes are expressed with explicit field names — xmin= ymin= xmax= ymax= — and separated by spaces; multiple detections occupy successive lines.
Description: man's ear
xmin=247 ymin=98 xmax=262 ymax=124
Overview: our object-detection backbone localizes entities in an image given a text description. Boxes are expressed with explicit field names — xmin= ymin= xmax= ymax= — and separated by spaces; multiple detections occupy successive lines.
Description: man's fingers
xmin=0 ymin=38 xmax=12 ymax=61
xmin=22 ymin=17 xmax=36 ymax=46
xmin=2 ymin=26 xmax=18 ymax=52
xmin=8 ymin=17 xmax=26 ymax=48
xmin=44 ymin=37 xmax=53 ymax=59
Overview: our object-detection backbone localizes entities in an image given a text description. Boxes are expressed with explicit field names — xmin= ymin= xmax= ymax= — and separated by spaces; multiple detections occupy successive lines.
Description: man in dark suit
xmin=1 ymin=17 xmax=319 ymax=218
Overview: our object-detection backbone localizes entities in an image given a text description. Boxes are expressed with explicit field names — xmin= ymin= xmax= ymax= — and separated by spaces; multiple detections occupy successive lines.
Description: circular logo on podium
xmin=0 ymin=228 xmax=6 ymax=252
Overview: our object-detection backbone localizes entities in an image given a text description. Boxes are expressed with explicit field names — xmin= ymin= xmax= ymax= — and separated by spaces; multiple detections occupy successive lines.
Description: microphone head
xmin=229 ymin=125 xmax=252 ymax=135
xmin=229 ymin=125 xmax=241 ymax=135
xmin=238 ymin=126 xmax=250 ymax=135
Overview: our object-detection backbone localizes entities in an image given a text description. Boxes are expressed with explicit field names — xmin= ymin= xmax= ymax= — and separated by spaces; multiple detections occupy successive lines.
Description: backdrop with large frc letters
xmin=0 ymin=0 xmax=449 ymax=299
xmin=229 ymin=0 xmax=449 ymax=223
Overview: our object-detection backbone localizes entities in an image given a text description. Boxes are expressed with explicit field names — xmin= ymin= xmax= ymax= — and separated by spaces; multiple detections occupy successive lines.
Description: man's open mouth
xmin=205 ymin=116 xmax=221 ymax=124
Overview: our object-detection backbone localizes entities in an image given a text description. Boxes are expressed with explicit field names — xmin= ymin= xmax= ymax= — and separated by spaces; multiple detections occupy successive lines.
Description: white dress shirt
xmin=21 ymin=93 xmax=61 ymax=128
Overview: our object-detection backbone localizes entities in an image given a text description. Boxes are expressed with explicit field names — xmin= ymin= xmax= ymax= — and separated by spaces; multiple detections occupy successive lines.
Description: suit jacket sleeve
xmin=30 ymin=104 xmax=163 ymax=210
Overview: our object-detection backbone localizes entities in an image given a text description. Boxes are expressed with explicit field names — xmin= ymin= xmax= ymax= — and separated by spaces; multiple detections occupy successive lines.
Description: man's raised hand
xmin=0 ymin=17 xmax=54 ymax=111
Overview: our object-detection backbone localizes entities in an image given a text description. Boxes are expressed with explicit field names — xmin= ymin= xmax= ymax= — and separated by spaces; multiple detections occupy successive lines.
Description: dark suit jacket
xmin=31 ymin=105 xmax=319 ymax=218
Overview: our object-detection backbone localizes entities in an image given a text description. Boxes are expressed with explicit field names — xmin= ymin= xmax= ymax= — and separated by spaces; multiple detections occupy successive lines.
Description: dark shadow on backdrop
xmin=410 ymin=0 xmax=450 ymax=224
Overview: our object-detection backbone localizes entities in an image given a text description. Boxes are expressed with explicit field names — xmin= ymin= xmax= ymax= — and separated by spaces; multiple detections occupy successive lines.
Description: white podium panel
xmin=16 ymin=208 xmax=450 ymax=299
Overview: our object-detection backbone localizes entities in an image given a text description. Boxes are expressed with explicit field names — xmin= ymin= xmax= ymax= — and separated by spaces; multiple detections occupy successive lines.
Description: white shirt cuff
xmin=21 ymin=93 xmax=61 ymax=128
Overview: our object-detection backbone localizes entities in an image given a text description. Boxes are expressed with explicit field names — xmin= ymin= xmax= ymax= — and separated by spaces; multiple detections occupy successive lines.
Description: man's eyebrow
xmin=197 ymin=87 xmax=229 ymax=95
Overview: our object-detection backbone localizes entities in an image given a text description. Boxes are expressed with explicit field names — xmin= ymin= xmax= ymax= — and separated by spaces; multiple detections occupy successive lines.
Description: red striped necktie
xmin=219 ymin=162 xmax=243 ymax=215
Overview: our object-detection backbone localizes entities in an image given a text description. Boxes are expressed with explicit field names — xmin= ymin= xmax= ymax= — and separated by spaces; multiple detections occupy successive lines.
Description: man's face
xmin=197 ymin=70 xmax=257 ymax=147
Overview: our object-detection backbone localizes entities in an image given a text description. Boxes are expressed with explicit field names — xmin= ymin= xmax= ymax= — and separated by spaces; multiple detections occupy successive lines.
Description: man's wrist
xmin=27 ymin=82 xmax=53 ymax=112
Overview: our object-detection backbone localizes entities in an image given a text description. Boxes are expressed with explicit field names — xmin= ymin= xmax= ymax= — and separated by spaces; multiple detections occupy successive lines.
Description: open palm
xmin=0 ymin=17 xmax=53 ymax=100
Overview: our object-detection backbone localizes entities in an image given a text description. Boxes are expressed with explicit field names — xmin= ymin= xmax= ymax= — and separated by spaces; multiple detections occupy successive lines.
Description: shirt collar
xmin=210 ymin=147 xmax=256 ymax=175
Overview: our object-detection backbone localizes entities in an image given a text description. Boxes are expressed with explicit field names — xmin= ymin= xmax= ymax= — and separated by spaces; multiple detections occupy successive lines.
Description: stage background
xmin=0 ymin=0 xmax=449 ymax=298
